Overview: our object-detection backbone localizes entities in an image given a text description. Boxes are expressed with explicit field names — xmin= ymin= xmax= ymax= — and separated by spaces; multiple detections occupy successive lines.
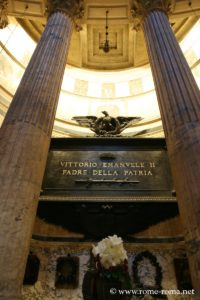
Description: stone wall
xmin=22 ymin=241 xmax=194 ymax=300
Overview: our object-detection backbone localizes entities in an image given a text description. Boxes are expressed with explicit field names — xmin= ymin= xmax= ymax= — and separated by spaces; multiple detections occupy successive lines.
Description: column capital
xmin=130 ymin=0 xmax=174 ymax=31
xmin=47 ymin=0 xmax=84 ymax=20
xmin=0 ymin=0 xmax=8 ymax=29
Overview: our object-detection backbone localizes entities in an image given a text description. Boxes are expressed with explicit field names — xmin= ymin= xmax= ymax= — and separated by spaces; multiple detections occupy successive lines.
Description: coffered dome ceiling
xmin=1 ymin=0 xmax=200 ymax=137
xmin=16 ymin=0 xmax=199 ymax=70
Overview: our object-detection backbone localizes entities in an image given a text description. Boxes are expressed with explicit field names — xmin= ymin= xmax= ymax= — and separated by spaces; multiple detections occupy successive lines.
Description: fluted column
xmin=0 ymin=1 xmax=83 ymax=299
xmin=131 ymin=0 xmax=200 ymax=295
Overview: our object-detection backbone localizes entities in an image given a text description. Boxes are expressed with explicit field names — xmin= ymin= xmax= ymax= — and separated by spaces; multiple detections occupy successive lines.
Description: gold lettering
xmin=60 ymin=161 xmax=65 ymax=167
xmin=62 ymin=169 xmax=88 ymax=176
xmin=60 ymin=160 xmax=155 ymax=178
xmin=149 ymin=162 xmax=155 ymax=168
xmin=113 ymin=170 xmax=118 ymax=176
xmin=92 ymin=170 xmax=119 ymax=176
xmin=60 ymin=161 xmax=98 ymax=168
xmin=62 ymin=169 xmax=69 ymax=175
xmin=124 ymin=169 xmax=153 ymax=176
xmin=102 ymin=162 xmax=145 ymax=168
xmin=124 ymin=170 xmax=137 ymax=176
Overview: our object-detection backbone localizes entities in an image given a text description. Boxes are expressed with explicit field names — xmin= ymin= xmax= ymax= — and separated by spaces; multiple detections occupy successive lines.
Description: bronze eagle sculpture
xmin=72 ymin=111 xmax=142 ymax=136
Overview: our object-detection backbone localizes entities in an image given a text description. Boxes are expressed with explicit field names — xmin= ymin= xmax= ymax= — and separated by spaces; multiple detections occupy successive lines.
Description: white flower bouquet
xmin=92 ymin=235 xmax=128 ymax=270
xmin=91 ymin=235 xmax=132 ymax=291
xmin=83 ymin=235 xmax=132 ymax=299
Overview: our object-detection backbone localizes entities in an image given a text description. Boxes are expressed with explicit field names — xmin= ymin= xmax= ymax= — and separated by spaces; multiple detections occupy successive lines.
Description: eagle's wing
xmin=117 ymin=116 xmax=142 ymax=130
xmin=72 ymin=116 xmax=97 ymax=131
xmin=132 ymin=129 xmax=149 ymax=137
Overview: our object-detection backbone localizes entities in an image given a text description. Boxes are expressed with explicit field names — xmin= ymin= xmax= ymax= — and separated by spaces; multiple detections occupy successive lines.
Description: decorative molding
xmin=31 ymin=240 xmax=92 ymax=253
xmin=39 ymin=195 xmax=176 ymax=202
xmin=130 ymin=0 xmax=175 ymax=31
xmin=32 ymin=234 xmax=184 ymax=244
xmin=47 ymin=0 xmax=84 ymax=20
xmin=0 ymin=0 xmax=8 ymax=29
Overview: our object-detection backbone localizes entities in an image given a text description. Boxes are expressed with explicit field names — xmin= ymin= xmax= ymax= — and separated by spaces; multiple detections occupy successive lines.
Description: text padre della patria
xmin=60 ymin=161 xmax=155 ymax=177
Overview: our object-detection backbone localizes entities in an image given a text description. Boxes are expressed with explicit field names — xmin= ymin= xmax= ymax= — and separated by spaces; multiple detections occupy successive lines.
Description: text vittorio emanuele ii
xmin=60 ymin=161 xmax=156 ymax=177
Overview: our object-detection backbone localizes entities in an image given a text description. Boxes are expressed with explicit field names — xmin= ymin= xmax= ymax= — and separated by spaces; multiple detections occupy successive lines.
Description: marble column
xmin=0 ymin=1 xmax=83 ymax=299
xmin=131 ymin=0 xmax=200 ymax=295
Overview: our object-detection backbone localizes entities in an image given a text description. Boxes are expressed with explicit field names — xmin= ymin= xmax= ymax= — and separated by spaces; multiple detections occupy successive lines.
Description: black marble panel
xmin=41 ymin=138 xmax=174 ymax=198
xmin=37 ymin=201 xmax=179 ymax=238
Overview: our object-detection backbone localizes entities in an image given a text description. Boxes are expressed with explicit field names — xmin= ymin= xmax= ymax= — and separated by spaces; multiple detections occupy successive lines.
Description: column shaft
xmin=0 ymin=11 xmax=73 ymax=300
xmin=143 ymin=10 xmax=200 ymax=294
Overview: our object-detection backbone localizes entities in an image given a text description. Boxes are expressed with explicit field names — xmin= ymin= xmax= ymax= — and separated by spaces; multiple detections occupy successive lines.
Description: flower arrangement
xmin=91 ymin=235 xmax=132 ymax=291
xmin=92 ymin=235 xmax=128 ymax=270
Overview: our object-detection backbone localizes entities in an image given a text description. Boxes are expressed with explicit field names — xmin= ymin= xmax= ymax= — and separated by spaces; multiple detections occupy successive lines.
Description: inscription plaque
xmin=41 ymin=138 xmax=173 ymax=198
